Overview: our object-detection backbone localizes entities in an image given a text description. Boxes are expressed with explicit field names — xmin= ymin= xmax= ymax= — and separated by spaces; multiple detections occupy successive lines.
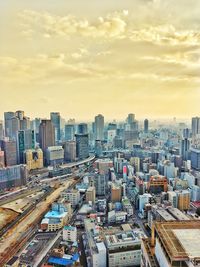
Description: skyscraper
xmin=127 ymin=113 xmax=135 ymax=124
xmin=0 ymin=121 xmax=3 ymax=140
xmin=17 ymin=129 xmax=35 ymax=163
xmin=192 ymin=117 xmax=200 ymax=137
xmin=1 ymin=139 xmax=17 ymax=166
xmin=4 ymin=111 xmax=15 ymax=137
xmin=39 ymin=120 xmax=55 ymax=155
xmin=75 ymin=133 xmax=89 ymax=160
xmin=50 ymin=112 xmax=61 ymax=141
xmin=77 ymin=123 xmax=88 ymax=134
xmin=190 ymin=147 xmax=200 ymax=170
xmin=94 ymin=114 xmax=104 ymax=141
xmin=65 ymin=124 xmax=75 ymax=141
xmin=144 ymin=119 xmax=149 ymax=133
xmin=9 ymin=116 xmax=20 ymax=140
xmin=180 ymin=138 xmax=190 ymax=161
xmin=64 ymin=141 xmax=76 ymax=162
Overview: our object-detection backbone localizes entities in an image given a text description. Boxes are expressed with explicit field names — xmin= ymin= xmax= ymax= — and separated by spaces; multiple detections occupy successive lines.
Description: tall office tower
xmin=183 ymin=128 xmax=190 ymax=139
xmin=15 ymin=110 xmax=25 ymax=120
xmin=190 ymin=147 xmax=200 ymax=170
xmin=75 ymin=134 xmax=89 ymax=160
xmin=108 ymin=123 xmax=117 ymax=131
xmin=34 ymin=118 xmax=41 ymax=134
xmin=192 ymin=117 xmax=200 ymax=137
xmin=39 ymin=120 xmax=55 ymax=154
xmin=0 ymin=121 xmax=3 ymax=140
xmin=4 ymin=111 xmax=15 ymax=137
xmin=1 ymin=139 xmax=17 ymax=166
xmin=50 ymin=112 xmax=61 ymax=141
xmin=127 ymin=113 xmax=135 ymax=124
xmin=17 ymin=129 xmax=35 ymax=163
xmin=94 ymin=174 xmax=107 ymax=196
xmin=15 ymin=110 xmax=30 ymax=130
xmin=77 ymin=123 xmax=88 ymax=134
xmin=94 ymin=114 xmax=104 ymax=141
xmin=64 ymin=141 xmax=76 ymax=162
xmin=65 ymin=124 xmax=75 ymax=141
xmin=20 ymin=116 xmax=30 ymax=130
xmin=0 ymin=150 xmax=5 ymax=167
xmin=180 ymin=138 xmax=190 ymax=161
xmin=144 ymin=119 xmax=149 ymax=133
xmin=9 ymin=116 xmax=20 ymax=140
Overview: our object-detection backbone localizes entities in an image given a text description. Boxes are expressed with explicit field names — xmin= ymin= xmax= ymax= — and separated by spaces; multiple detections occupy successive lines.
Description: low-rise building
xmin=63 ymin=225 xmax=77 ymax=242
xmin=46 ymin=146 xmax=64 ymax=166
xmin=105 ymin=229 xmax=145 ymax=267
xmin=84 ymin=219 xmax=107 ymax=267
xmin=61 ymin=189 xmax=80 ymax=208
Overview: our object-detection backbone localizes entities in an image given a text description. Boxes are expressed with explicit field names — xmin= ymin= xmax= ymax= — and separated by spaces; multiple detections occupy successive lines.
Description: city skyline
xmin=0 ymin=0 xmax=200 ymax=120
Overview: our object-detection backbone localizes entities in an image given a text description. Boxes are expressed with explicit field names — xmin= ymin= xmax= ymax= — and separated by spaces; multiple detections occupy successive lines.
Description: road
xmin=0 ymin=179 xmax=74 ymax=264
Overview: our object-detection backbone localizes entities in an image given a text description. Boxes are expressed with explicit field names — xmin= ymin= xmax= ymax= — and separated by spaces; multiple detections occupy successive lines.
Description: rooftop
xmin=154 ymin=221 xmax=200 ymax=261
xmin=45 ymin=210 xmax=67 ymax=219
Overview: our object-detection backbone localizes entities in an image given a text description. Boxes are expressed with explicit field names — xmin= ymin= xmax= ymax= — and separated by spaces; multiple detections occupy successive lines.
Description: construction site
xmin=142 ymin=220 xmax=200 ymax=267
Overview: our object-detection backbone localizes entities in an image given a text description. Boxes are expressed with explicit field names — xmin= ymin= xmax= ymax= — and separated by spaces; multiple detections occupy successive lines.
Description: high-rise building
xmin=190 ymin=147 xmax=200 ymax=170
xmin=24 ymin=148 xmax=43 ymax=170
xmin=15 ymin=110 xmax=25 ymax=120
xmin=192 ymin=117 xmax=200 ymax=137
xmin=64 ymin=141 xmax=76 ymax=162
xmin=39 ymin=120 xmax=55 ymax=154
xmin=64 ymin=124 xmax=75 ymax=141
xmin=50 ymin=112 xmax=61 ymax=141
xmin=77 ymin=123 xmax=88 ymax=134
xmin=180 ymin=138 xmax=190 ymax=161
xmin=111 ymin=183 xmax=122 ymax=202
xmin=9 ymin=116 xmax=20 ymax=140
xmin=0 ymin=164 xmax=27 ymax=190
xmin=94 ymin=174 xmax=107 ymax=196
xmin=75 ymin=134 xmax=89 ymax=160
xmin=86 ymin=186 xmax=96 ymax=203
xmin=15 ymin=110 xmax=30 ymax=130
xmin=176 ymin=190 xmax=190 ymax=211
xmin=127 ymin=113 xmax=135 ymax=124
xmin=20 ymin=116 xmax=31 ymax=130
xmin=0 ymin=150 xmax=5 ymax=167
xmin=4 ymin=111 xmax=15 ymax=137
xmin=94 ymin=114 xmax=104 ymax=141
xmin=144 ymin=119 xmax=149 ymax=133
xmin=17 ymin=129 xmax=35 ymax=163
xmin=0 ymin=121 xmax=3 ymax=140
xmin=1 ymin=139 xmax=17 ymax=166
xmin=46 ymin=146 xmax=64 ymax=166
xmin=183 ymin=128 xmax=190 ymax=139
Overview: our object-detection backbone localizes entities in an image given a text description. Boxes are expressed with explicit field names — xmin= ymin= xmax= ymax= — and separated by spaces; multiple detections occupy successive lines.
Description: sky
xmin=0 ymin=0 xmax=200 ymax=121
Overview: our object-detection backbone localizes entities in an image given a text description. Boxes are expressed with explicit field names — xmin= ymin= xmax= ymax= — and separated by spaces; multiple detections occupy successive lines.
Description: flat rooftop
xmin=106 ymin=230 xmax=145 ymax=247
xmin=155 ymin=221 xmax=200 ymax=261
xmin=173 ymin=229 xmax=200 ymax=259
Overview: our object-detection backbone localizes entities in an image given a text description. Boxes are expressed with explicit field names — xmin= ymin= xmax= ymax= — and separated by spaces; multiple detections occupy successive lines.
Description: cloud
xmin=19 ymin=10 xmax=127 ymax=39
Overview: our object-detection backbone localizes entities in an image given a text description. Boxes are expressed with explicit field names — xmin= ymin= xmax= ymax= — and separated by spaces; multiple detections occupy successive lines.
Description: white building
xmin=139 ymin=193 xmax=152 ymax=212
xmin=84 ymin=219 xmax=107 ymax=267
xmin=63 ymin=225 xmax=77 ymax=242
xmin=61 ymin=189 xmax=80 ymax=207
xmin=105 ymin=230 xmax=145 ymax=267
